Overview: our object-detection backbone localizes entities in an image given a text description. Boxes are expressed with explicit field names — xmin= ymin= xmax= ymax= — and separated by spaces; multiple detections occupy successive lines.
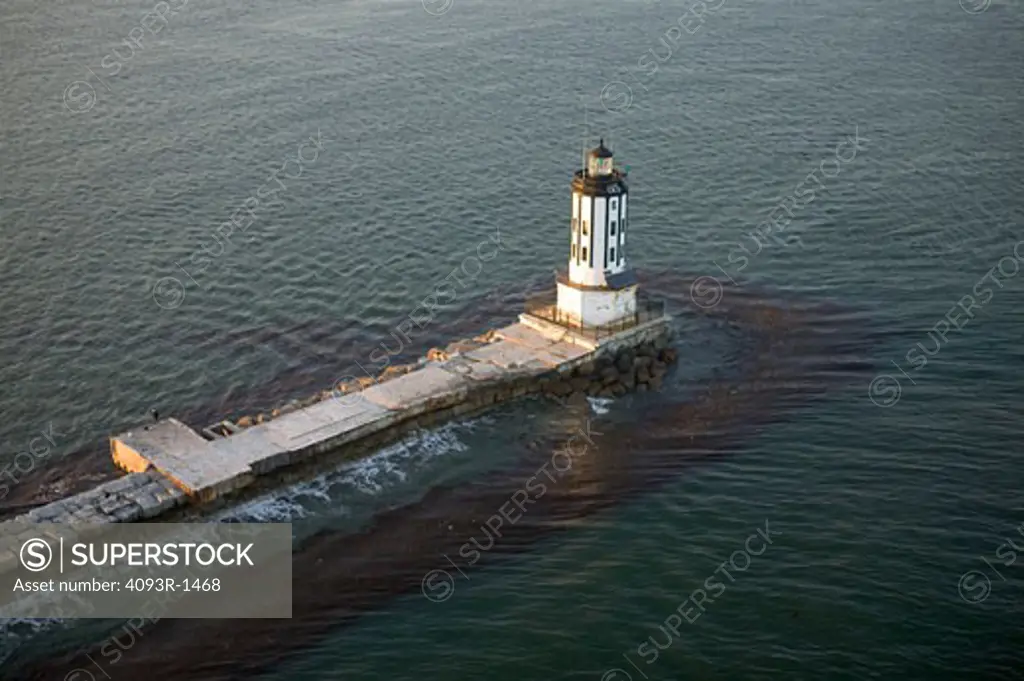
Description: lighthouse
xmin=555 ymin=139 xmax=638 ymax=327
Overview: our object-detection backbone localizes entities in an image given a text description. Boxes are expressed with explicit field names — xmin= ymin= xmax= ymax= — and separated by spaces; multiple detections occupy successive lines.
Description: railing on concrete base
xmin=523 ymin=293 xmax=666 ymax=341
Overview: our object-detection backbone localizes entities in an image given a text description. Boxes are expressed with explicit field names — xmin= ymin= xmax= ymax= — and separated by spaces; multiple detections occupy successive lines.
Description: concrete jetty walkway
xmin=112 ymin=316 xmax=668 ymax=502
xmin=0 ymin=312 xmax=669 ymax=558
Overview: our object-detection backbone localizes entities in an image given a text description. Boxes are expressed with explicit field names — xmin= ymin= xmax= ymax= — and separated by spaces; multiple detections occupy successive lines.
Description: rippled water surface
xmin=1 ymin=0 xmax=1023 ymax=678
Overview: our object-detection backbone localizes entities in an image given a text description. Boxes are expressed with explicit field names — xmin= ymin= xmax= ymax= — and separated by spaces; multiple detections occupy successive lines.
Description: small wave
xmin=325 ymin=419 xmax=473 ymax=494
xmin=0 ymin=603 xmax=83 ymax=665
xmin=587 ymin=396 xmax=615 ymax=415
xmin=216 ymin=418 xmax=480 ymax=523
xmin=0 ymin=617 xmax=65 ymax=639
xmin=219 ymin=496 xmax=312 ymax=523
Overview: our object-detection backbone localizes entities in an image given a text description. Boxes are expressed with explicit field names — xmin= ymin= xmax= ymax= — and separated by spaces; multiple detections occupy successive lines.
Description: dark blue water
xmin=1 ymin=0 xmax=1023 ymax=678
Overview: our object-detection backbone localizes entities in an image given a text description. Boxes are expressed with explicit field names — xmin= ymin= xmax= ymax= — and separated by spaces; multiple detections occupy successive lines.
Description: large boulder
xmin=601 ymin=367 xmax=620 ymax=385
xmin=474 ymin=329 xmax=499 ymax=344
xmin=446 ymin=340 xmax=483 ymax=355
xmin=427 ymin=347 xmax=449 ymax=362
xmin=570 ymin=376 xmax=591 ymax=393
xmin=576 ymin=361 xmax=596 ymax=377
xmin=380 ymin=364 xmax=410 ymax=379
xmin=547 ymin=381 xmax=573 ymax=397
xmin=567 ymin=392 xmax=589 ymax=407
xmin=615 ymin=351 xmax=635 ymax=373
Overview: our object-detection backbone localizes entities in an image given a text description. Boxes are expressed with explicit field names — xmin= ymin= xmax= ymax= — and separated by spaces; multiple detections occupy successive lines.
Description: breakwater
xmin=8 ymin=279 xmax=875 ymax=681
xmin=0 ymin=313 xmax=673 ymax=548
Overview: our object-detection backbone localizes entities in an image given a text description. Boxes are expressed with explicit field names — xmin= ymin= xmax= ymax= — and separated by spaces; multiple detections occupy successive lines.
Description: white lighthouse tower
xmin=555 ymin=139 xmax=637 ymax=327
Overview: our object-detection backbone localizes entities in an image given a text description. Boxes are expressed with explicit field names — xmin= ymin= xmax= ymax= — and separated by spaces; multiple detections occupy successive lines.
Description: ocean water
xmin=1 ymin=0 xmax=1023 ymax=678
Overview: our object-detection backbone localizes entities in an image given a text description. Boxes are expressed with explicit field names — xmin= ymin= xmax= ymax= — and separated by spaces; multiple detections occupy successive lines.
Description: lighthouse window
xmin=611 ymin=199 xmax=617 ymax=211
xmin=571 ymin=244 xmax=577 ymax=258
xmin=582 ymin=246 xmax=588 ymax=261
xmin=582 ymin=220 xmax=588 ymax=235
xmin=610 ymin=221 xmax=617 ymax=236
xmin=610 ymin=248 xmax=615 ymax=262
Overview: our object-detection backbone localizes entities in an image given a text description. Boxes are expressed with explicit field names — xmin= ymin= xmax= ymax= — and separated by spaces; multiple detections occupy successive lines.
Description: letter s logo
xmin=63 ymin=81 xmax=97 ymax=113
xmin=20 ymin=538 xmax=53 ymax=572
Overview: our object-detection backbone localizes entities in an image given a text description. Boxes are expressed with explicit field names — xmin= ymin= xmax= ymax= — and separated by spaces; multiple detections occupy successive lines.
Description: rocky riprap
xmin=0 ymin=471 xmax=186 ymax=573
xmin=213 ymin=329 xmax=675 ymax=433
xmin=222 ymin=333 xmax=500 ymax=429
xmin=540 ymin=336 xmax=678 ymax=404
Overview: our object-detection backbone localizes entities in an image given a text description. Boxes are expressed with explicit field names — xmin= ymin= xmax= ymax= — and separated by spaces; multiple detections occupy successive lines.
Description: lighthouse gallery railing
xmin=523 ymin=293 xmax=665 ymax=340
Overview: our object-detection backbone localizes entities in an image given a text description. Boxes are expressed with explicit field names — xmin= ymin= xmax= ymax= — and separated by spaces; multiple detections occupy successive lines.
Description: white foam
xmin=587 ymin=396 xmax=614 ymax=415
xmin=0 ymin=599 xmax=79 ymax=655
xmin=0 ymin=417 xmax=486 ymax=659
xmin=218 ymin=495 xmax=310 ymax=523
xmin=0 ymin=617 xmax=64 ymax=637
xmin=216 ymin=418 xmax=478 ymax=523
xmin=330 ymin=419 xmax=471 ymax=494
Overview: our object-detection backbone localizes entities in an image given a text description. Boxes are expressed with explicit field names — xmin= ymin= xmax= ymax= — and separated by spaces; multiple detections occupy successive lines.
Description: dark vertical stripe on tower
xmin=580 ymin=195 xmax=585 ymax=267
xmin=603 ymin=196 xmax=609 ymax=270
xmin=582 ymin=193 xmax=587 ymax=267
xmin=590 ymin=196 xmax=596 ymax=268
xmin=618 ymin=191 xmax=625 ymax=265
xmin=581 ymin=193 xmax=586 ymax=266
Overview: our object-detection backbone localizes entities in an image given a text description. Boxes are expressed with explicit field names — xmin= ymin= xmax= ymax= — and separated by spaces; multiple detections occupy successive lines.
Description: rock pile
xmin=225 ymin=333 xmax=498 ymax=430
xmin=218 ymin=330 xmax=676 ymax=432
xmin=540 ymin=336 xmax=678 ymax=402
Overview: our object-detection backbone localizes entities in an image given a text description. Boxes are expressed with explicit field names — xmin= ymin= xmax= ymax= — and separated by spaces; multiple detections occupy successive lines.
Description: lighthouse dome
xmin=591 ymin=139 xmax=613 ymax=158
xmin=587 ymin=139 xmax=614 ymax=177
